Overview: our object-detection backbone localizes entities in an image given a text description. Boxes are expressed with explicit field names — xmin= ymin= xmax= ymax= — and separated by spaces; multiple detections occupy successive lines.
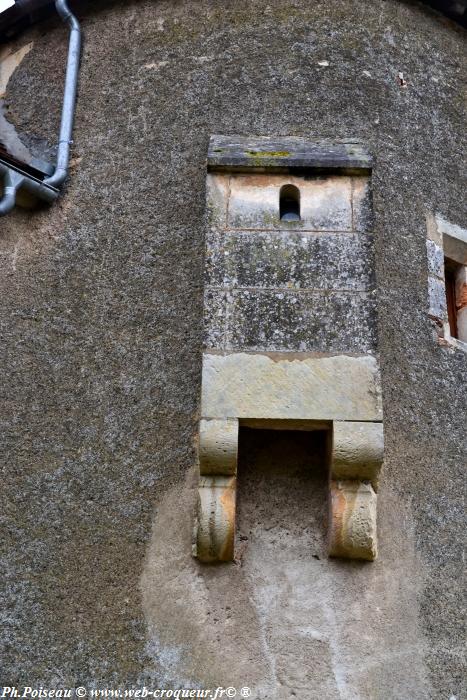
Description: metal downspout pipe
xmin=0 ymin=169 xmax=22 ymax=216
xmin=44 ymin=0 xmax=81 ymax=188
xmin=0 ymin=0 xmax=81 ymax=214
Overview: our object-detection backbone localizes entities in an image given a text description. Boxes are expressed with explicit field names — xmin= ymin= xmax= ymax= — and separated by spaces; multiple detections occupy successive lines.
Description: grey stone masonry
xmin=205 ymin=289 xmax=377 ymax=353
xmin=207 ymin=135 xmax=373 ymax=172
xmin=205 ymin=231 xmax=376 ymax=291
xmin=204 ymin=140 xmax=377 ymax=354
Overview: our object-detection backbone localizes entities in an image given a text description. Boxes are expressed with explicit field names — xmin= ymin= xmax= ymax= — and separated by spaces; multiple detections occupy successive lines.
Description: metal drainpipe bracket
xmin=0 ymin=156 xmax=59 ymax=212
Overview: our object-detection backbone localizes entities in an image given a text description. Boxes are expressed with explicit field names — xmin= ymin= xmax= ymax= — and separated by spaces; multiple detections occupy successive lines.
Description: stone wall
xmin=204 ymin=167 xmax=376 ymax=353
xmin=0 ymin=0 xmax=465 ymax=697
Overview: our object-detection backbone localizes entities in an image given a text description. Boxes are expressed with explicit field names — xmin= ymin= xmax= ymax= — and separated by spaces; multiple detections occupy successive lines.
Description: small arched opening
xmin=280 ymin=184 xmax=301 ymax=222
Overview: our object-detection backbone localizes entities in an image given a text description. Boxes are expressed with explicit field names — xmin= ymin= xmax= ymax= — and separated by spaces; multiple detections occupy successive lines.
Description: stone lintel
xmin=201 ymin=352 xmax=382 ymax=422
xmin=208 ymin=135 xmax=372 ymax=173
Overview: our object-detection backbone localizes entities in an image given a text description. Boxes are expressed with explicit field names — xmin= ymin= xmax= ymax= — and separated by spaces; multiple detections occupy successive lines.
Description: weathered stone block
xmin=195 ymin=476 xmax=236 ymax=563
xmin=227 ymin=174 xmax=352 ymax=231
xmin=332 ymin=421 xmax=384 ymax=490
xmin=426 ymin=211 xmax=443 ymax=246
xmin=352 ymin=176 xmax=374 ymax=233
xmin=201 ymin=353 xmax=383 ymax=422
xmin=205 ymin=231 xmax=375 ymax=291
xmin=203 ymin=289 xmax=227 ymax=350
xmin=328 ymin=480 xmax=378 ymax=561
xmin=199 ymin=418 xmax=239 ymax=475
xmin=208 ymin=135 xmax=373 ymax=171
xmin=426 ymin=240 xmax=444 ymax=279
xmin=428 ymin=276 xmax=447 ymax=321
xmin=222 ymin=289 xmax=377 ymax=353
xmin=205 ymin=173 xmax=229 ymax=230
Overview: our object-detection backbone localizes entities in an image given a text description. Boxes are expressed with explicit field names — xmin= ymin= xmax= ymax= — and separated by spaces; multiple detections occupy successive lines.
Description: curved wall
xmin=1 ymin=0 xmax=465 ymax=696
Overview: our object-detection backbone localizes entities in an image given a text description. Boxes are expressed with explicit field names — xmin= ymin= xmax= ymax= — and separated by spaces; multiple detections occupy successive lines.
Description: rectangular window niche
xmin=426 ymin=213 xmax=467 ymax=350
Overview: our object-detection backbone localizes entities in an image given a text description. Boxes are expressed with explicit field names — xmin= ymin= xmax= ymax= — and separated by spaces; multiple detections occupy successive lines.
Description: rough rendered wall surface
xmin=0 ymin=0 xmax=465 ymax=697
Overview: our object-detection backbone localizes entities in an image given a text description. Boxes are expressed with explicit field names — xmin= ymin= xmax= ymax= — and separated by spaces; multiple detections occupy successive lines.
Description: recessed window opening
xmin=426 ymin=215 xmax=467 ymax=350
xmin=280 ymin=184 xmax=301 ymax=221
xmin=444 ymin=258 xmax=460 ymax=339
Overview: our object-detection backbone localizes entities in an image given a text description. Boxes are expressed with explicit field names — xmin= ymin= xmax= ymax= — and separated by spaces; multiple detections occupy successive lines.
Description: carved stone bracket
xmin=329 ymin=421 xmax=383 ymax=561
xmin=195 ymin=476 xmax=236 ymax=563
xmin=199 ymin=418 xmax=239 ymax=476
xmin=194 ymin=418 xmax=384 ymax=563
xmin=194 ymin=419 xmax=238 ymax=562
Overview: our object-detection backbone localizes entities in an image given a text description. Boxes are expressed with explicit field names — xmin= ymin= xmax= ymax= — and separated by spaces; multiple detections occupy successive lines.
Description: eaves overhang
xmin=0 ymin=0 xmax=466 ymax=40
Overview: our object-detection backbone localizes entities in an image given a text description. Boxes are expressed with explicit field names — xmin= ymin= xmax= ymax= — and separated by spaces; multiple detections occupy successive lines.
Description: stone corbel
xmin=328 ymin=421 xmax=384 ymax=561
xmin=194 ymin=419 xmax=238 ymax=562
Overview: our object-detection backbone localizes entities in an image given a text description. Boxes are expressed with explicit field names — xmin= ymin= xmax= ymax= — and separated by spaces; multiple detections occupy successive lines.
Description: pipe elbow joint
xmin=0 ymin=171 xmax=23 ymax=216
xmin=0 ymin=187 xmax=18 ymax=216
xmin=43 ymin=167 xmax=68 ymax=189
xmin=55 ymin=0 xmax=72 ymax=21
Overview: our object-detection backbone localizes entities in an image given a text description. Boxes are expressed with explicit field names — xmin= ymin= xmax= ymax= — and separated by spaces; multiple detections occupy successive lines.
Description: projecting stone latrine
xmin=195 ymin=136 xmax=383 ymax=563
xmin=0 ymin=1 xmax=465 ymax=698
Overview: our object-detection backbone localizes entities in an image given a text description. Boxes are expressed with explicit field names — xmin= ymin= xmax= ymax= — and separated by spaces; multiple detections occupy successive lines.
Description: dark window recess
xmin=445 ymin=258 xmax=459 ymax=338
xmin=280 ymin=184 xmax=300 ymax=221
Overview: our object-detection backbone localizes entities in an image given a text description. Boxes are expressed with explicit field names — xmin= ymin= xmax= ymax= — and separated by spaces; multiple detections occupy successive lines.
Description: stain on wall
xmin=142 ymin=429 xmax=430 ymax=698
